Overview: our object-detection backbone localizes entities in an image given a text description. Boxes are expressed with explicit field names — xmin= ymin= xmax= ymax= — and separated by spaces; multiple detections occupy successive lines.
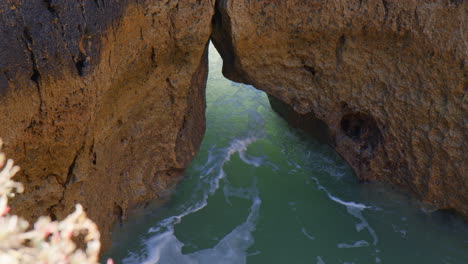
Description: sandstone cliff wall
xmin=1 ymin=0 xmax=466 ymax=249
xmin=0 ymin=0 xmax=215 ymax=247
xmin=211 ymin=0 xmax=467 ymax=217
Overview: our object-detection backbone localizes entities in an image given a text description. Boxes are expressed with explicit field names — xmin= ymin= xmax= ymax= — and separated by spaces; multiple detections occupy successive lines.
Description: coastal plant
xmin=0 ymin=138 xmax=111 ymax=264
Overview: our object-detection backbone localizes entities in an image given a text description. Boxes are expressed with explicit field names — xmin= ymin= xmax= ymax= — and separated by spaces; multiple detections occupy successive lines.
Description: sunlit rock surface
xmin=0 ymin=0 xmax=215 ymax=247
xmin=211 ymin=0 xmax=467 ymax=217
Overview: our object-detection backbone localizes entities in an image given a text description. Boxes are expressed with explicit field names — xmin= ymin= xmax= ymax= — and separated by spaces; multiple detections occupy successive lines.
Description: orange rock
xmin=211 ymin=0 xmax=467 ymax=218
xmin=0 ymin=0 xmax=215 ymax=248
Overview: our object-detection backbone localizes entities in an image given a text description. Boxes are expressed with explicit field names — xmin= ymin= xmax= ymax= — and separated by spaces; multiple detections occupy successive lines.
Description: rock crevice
xmin=0 ymin=0 xmax=466 ymax=250
xmin=0 ymin=0 xmax=215 ymax=248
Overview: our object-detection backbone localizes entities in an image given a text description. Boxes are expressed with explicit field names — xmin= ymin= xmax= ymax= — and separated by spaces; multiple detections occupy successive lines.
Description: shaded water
xmin=104 ymin=45 xmax=468 ymax=263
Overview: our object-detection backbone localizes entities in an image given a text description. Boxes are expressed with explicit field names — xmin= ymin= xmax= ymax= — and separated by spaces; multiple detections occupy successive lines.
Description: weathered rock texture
xmin=212 ymin=0 xmax=467 ymax=217
xmin=0 ymin=0 xmax=214 ymax=247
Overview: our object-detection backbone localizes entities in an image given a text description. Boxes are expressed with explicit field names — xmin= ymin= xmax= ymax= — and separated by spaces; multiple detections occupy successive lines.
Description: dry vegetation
xmin=0 ymin=139 xmax=111 ymax=264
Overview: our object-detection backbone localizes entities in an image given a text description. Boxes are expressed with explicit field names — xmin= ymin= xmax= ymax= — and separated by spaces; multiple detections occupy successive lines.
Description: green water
xmin=104 ymin=44 xmax=468 ymax=264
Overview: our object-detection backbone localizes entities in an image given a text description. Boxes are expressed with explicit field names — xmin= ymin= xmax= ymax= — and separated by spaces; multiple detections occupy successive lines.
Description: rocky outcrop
xmin=0 ymin=0 xmax=214 ymax=247
xmin=1 ymin=0 xmax=466 ymax=251
xmin=212 ymin=0 xmax=467 ymax=217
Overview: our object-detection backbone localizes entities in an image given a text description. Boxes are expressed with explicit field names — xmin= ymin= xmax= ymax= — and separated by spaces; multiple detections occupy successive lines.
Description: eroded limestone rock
xmin=0 ymin=0 xmax=215 ymax=247
xmin=211 ymin=0 xmax=467 ymax=217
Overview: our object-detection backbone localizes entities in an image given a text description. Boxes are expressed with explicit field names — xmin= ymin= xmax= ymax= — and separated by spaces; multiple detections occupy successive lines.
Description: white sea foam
xmin=124 ymin=196 xmax=261 ymax=264
xmin=310 ymin=177 xmax=379 ymax=246
xmin=226 ymin=137 xmax=257 ymax=160
xmin=337 ymin=240 xmax=370 ymax=248
xmin=223 ymin=183 xmax=259 ymax=205
xmin=239 ymin=151 xmax=263 ymax=167
xmin=302 ymin=227 xmax=316 ymax=240
xmin=124 ymin=137 xmax=261 ymax=264
xmin=327 ymin=194 xmax=370 ymax=210
xmin=316 ymin=256 xmax=326 ymax=264
xmin=188 ymin=197 xmax=261 ymax=264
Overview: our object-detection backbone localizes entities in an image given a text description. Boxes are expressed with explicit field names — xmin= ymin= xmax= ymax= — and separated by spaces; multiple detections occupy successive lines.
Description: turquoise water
xmin=104 ymin=45 xmax=468 ymax=264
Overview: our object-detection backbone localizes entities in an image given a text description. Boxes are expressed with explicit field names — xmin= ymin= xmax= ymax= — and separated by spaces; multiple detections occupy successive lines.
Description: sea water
xmin=104 ymin=44 xmax=468 ymax=264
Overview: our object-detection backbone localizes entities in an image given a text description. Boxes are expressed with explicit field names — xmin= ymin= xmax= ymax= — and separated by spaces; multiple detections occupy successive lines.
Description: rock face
xmin=0 ymin=0 xmax=466 ymax=250
xmin=0 ymin=0 xmax=214 ymax=247
xmin=212 ymin=0 xmax=467 ymax=217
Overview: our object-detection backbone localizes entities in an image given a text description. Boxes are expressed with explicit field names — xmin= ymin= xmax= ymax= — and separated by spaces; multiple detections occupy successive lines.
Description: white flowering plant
xmin=0 ymin=139 xmax=112 ymax=264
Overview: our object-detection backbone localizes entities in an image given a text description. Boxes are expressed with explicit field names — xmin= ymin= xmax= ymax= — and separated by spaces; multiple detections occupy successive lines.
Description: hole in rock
xmin=113 ymin=203 xmax=124 ymax=225
xmin=340 ymin=112 xmax=383 ymax=151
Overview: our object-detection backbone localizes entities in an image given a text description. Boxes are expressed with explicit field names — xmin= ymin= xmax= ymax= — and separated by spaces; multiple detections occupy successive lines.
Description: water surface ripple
xmin=105 ymin=45 xmax=468 ymax=264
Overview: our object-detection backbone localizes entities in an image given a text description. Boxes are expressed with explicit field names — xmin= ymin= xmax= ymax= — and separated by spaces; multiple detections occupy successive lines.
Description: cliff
xmin=0 ymin=0 xmax=214 ymax=247
xmin=0 ymin=0 xmax=466 ymax=249
xmin=211 ymin=0 xmax=467 ymax=217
